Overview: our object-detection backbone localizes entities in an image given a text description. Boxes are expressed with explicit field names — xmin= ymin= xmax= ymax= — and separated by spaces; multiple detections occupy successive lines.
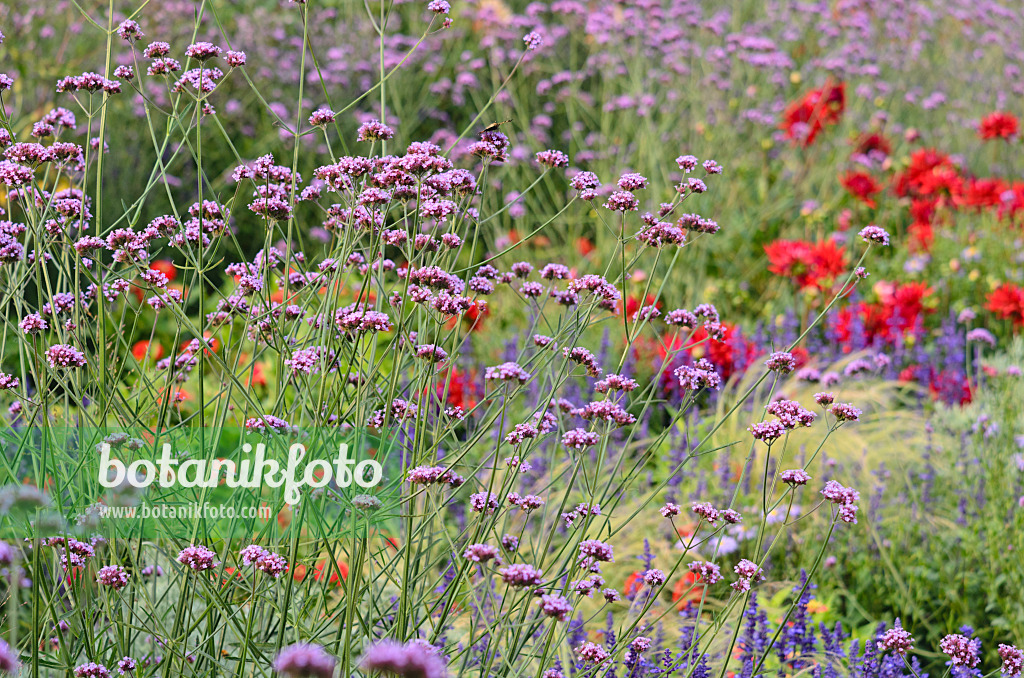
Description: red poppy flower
xmin=623 ymin=571 xmax=644 ymax=597
xmin=978 ymin=111 xmax=1019 ymax=140
xmin=149 ymin=259 xmax=177 ymax=282
xmin=672 ymin=571 xmax=705 ymax=608
xmin=840 ymin=171 xmax=883 ymax=207
xmin=986 ymin=283 xmax=1024 ymax=325
xmin=293 ymin=560 xmax=349 ymax=587
xmin=131 ymin=340 xmax=164 ymax=361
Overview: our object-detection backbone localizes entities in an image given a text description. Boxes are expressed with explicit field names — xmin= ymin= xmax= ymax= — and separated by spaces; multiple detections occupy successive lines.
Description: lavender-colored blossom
xmin=274 ymin=643 xmax=336 ymax=678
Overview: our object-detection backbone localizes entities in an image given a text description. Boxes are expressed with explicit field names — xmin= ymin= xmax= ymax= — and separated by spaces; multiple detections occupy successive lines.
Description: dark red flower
xmin=854 ymin=132 xmax=892 ymax=157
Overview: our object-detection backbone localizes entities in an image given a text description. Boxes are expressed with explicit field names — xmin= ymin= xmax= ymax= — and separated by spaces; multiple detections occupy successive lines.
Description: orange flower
xmin=293 ymin=559 xmax=350 ymax=587
xmin=131 ymin=340 xmax=164 ymax=362
xmin=149 ymin=259 xmax=177 ymax=282
xmin=672 ymin=571 xmax=705 ymax=608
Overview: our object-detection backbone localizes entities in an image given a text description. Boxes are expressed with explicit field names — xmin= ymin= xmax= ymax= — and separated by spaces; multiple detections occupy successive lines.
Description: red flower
xmin=986 ymin=283 xmax=1024 ymax=326
xmin=840 ymin=171 xmax=883 ymax=207
xmin=880 ymin=281 xmax=935 ymax=332
xmin=893 ymin=149 xmax=961 ymax=199
xmin=765 ymin=238 xmax=847 ymax=290
xmin=978 ymin=111 xmax=1019 ymax=140
xmin=149 ymin=259 xmax=177 ymax=282
xmin=954 ymin=177 xmax=1006 ymax=209
xmin=831 ymin=282 xmax=935 ymax=347
xmin=624 ymin=294 xmax=660 ymax=318
xmin=907 ymin=221 xmax=934 ymax=253
xmin=131 ymin=340 xmax=164 ymax=362
xmin=909 ymin=198 xmax=937 ymax=224
xmin=623 ymin=571 xmax=644 ymax=597
xmin=577 ymin=237 xmax=595 ymax=256
xmin=672 ymin=571 xmax=705 ymax=608
xmin=685 ymin=323 xmax=756 ymax=380
xmin=781 ymin=80 xmax=845 ymax=146
xmin=437 ymin=367 xmax=479 ymax=410
xmin=999 ymin=182 xmax=1024 ymax=222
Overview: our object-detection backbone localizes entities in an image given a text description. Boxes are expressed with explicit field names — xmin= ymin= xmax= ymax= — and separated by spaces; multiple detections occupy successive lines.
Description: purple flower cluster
xmin=821 ymin=480 xmax=861 ymax=523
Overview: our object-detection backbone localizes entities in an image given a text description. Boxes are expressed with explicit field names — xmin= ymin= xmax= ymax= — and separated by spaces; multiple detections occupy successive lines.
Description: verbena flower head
xmin=660 ymin=502 xmax=680 ymax=518
xmin=45 ymin=344 xmax=87 ymax=368
xmin=0 ymin=639 xmax=19 ymax=674
xmin=765 ymin=351 xmax=797 ymax=373
xmin=829 ymin=402 xmax=862 ymax=422
xmin=428 ymin=0 xmax=451 ymax=15
xmin=858 ymin=225 xmax=890 ymax=246
xmin=731 ymin=559 xmax=766 ymax=592
xmin=176 ymin=544 xmax=219 ymax=572
xmin=617 ymin=172 xmax=648 ymax=191
xmin=576 ymin=641 xmax=609 ymax=664
xmin=536 ymin=150 xmax=569 ymax=167
xmin=274 ymin=643 xmax=336 ymax=678
xmin=814 ymin=392 xmax=836 ymax=406
xmin=940 ymin=634 xmax=981 ymax=667
xmin=499 ymin=563 xmax=544 ymax=587
xmin=643 ymin=569 xmax=665 ymax=586
xmin=309 ymin=108 xmax=336 ymax=128
xmin=96 ymin=565 xmax=130 ymax=590
xmin=74 ymin=663 xmax=111 ymax=678
xmin=561 ymin=428 xmax=600 ymax=450
xmin=604 ymin=190 xmax=639 ymax=212
xmin=821 ymin=480 xmax=860 ymax=523
xmin=523 ymin=31 xmax=543 ymax=50
xmin=116 ymin=20 xmax=143 ymax=42
xmin=765 ymin=400 xmax=817 ymax=428
xmin=879 ymin=618 xmax=914 ymax=656
xmin=185 ymin=42 xmax=221 ymax=61
xmin=688 ymin=560 xmax=723 ymax=584
xmin=357 ymin=119 xmax=395 ymax=141
xmin=780 ymin=469 xmax=812 ymax=486
xmin=999 ymin=644 xmax=1023 ymax=677
xmin=463 ymin=543 xmax=501 ymax=564
xmin=691 ymin=501 xmax=720 ymax=524
xmin=749 ymin=420 xmax=787 ymax=443
xmin=484 ymin=361 xmax=530 ymax=384
xmin=225 ymin=51 xmax=247 ymax=67
xmin=538 ymin=594 xmax=572 ymax=621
